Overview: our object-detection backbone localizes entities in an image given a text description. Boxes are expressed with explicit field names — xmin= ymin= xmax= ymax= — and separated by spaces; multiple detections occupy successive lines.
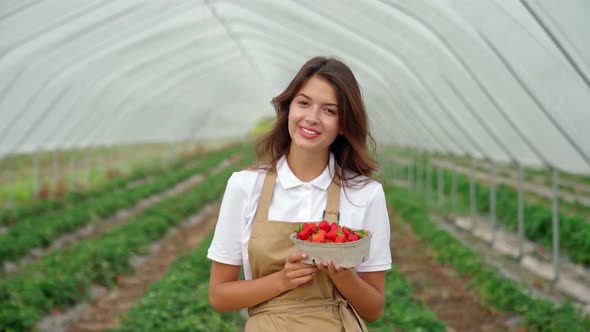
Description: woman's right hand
xmin=277 ymin=252 xmax=318 ymax=291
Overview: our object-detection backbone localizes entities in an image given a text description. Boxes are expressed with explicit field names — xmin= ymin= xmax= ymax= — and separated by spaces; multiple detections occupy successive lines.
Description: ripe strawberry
xmin=326 ymin=228 xmax=338 ymax=241
xmin=335 ymin=233 xmax=347 ymax=243
xmin=347 ymin=232 xmax=360 ymax=242
xmin=311 ymin=229 xmax=327 ymax=242
xmin=330 ymin=222 xmax=339 ymax=231
xmin=341 ymin=226 xmax=351 ymax=235
xmin=297 ymin=228 xmax=313 ymax=240
xmin=318 ymin=220 xmax=331 ymax=232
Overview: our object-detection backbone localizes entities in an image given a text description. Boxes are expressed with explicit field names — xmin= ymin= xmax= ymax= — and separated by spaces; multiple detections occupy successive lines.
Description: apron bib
xmin=245 ymin=171 xmax=367 ymax=332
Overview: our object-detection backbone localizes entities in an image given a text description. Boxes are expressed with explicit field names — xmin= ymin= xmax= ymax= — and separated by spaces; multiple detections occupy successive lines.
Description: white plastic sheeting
xmin=0 ymin=0 xmax=589 ymax=174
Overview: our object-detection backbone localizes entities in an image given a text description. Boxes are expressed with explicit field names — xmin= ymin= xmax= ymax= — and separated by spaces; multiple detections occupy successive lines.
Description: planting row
xmin=0 ymin=152 xmax=202 ymax=227
xmin=385 ymin=185 xmax=590 ymax=331
xmin=0 ymin=146 xmax=241 ymax=266
xmin=390 ymin=163 xmax=590 ymax=267
xmin=0 ymin=146 xmax=249 ymax=331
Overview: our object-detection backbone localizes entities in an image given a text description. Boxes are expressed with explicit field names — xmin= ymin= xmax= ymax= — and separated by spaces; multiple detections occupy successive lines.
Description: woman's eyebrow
xmin=296 ymin=93 xmax=338 ymax=107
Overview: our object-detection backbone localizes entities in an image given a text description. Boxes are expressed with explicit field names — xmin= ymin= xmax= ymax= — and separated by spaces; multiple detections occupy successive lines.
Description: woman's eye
xmin=325 ymin=109 xmax=336 ymax=114
xmin=298 ymin=101 xmax=309 ymax=106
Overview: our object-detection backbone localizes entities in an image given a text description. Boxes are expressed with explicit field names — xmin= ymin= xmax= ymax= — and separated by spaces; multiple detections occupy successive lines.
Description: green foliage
xmin=385 ymin=185 xmax=590 ymax=332
xmin=0 ymin=145 xmax=249 ymax=331
xmin=367 ymin=267 xmax=446 ymax=332
xmin=113 ymin=234 xmax=244 ymax=332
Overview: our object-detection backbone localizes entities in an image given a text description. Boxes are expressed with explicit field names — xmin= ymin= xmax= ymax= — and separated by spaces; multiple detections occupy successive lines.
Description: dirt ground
xmin=389 ymin=208 xmax=525 ymax=332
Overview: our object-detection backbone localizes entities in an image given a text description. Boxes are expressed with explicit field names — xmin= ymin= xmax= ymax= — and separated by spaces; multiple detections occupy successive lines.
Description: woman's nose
xmin=304 ymin=107 xmax=320 ymax=124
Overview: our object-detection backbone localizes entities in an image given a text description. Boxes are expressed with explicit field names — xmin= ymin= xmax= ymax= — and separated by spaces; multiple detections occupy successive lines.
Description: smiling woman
xmin=207 ymin=56 xmax=392 ymax=331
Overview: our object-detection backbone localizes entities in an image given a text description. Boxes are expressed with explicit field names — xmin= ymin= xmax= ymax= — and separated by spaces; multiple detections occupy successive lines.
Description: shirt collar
xmin=277 ymin=152 xmax=336 ymax=190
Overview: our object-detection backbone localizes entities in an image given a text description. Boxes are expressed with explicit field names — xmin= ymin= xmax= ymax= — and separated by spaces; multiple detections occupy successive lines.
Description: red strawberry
xmin=341 ymin=226 xmax=351 ymax=235
xmin=326 ymin=228 xmax=338 ymax=241
xmin=311 ymin=229 xmax=327 ymax=242
xmin=297 ymin=228 xmax=313 ymax=240
xmin=318 ymin=220 xmax=331 ymax=232
xmin=335 ymin=233 xmax=347 ymax=243
xmin=330 ymin=222 xmax=339 ymax=231
xmin=347 ymin=233 xmax=360 ymax=242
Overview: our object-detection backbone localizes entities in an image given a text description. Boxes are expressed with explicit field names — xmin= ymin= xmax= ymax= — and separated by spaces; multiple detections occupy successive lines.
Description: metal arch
xmin=208 ymin=2 xmax=410 ymax=133
xmin=0 ymin=1 xmax=208 ymax=153
xmin=298 ymin=0 xmax=504 ymax=159
xmin=236 ymin=32 xmax=423 ymax=146
xmin=55 ymin=34 xmax=237 ymax=149
xmin=0 ymin=0 xmax=43 ymax=21
xmin=68 ymin=50 xmax=243 ymax=149
xmin=216 ymin=1 xmax=493 ymax=158
xmin=33 ymin=30 xmax=235 ymax=151
xmin=204 ymin=0 xmax=267 ymax=90
xmin=283 ymin=0 xmax=495 ymax=156
xmin=519 ymin=0 xmax=590 ymax=89
xmin=140 ymin=69 xmax=261 ymax=143
xmin=113 ymin=58 xmax=248 ymax=144
xmin=209 ymin=6 xmax=439 ymax=149
xmin=0 ymin=1 xmax=114 ymax=57
xmin=443 ymin=76 xmax=517 ymax=162
xmin=375 ymin=0 xmax=557 ymax=168
xmin=480 ymin=32 xmax=590 ymax=169
xmin=247 ymin=49 xmax=421 ymax=145
xmin=55 ymin=45 xmax=239 ymax=149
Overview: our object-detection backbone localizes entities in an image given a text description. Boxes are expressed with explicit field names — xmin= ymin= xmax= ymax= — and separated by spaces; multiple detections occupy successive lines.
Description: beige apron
xmin=245 ymin=171 xmax=368 ymax=332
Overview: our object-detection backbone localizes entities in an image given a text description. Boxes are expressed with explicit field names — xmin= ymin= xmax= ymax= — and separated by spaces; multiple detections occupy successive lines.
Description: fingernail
xmin=301 ymin=253 xmax=307 ymax=258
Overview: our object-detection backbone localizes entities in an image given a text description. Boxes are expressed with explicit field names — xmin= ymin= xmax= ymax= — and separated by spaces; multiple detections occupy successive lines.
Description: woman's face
xmin=288 ymin=75 xmax=340 ymax=156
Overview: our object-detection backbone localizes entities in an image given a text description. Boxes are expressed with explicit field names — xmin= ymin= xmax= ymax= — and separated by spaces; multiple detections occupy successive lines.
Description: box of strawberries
xmin=289 ymin=220 xmax=372 ymax=268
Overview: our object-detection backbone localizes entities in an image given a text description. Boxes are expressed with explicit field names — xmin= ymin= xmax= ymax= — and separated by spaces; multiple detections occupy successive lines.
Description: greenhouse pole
xmin=68 ymin=153 xmax=75 ymax=191
xmin=552 ymin=167 xmax=560 ymax=281
xmin=405 ymin=158 xmax=414 ymax=189
xmin=32 ymin=151 xmax=40 ymax=199
xmin=426 ymin=155 xmax=432 ymax=203
xmin=438 ymin=166 xmax=444 ymax=208
xmin=517 ymin=163 xmax=525 ymax=258
xmin=490 ymin=161 xmax=497 ymax=245
xmin=52 ymin=149 xmax=59 ymax=198
xmin=416 ymin=153 xmax=422 ymax=193
xmin=84 ymin=149 xmax=91 ymax=189
xmin=452 ymin=160 xmax=457 ymax=215
xmin=470 ymin=156 xmax=476 ymax=230
xmin=4 ymin=156 xmax=14 ymax=207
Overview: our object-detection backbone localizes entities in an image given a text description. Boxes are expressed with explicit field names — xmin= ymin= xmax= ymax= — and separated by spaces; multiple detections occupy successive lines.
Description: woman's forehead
xmin=296 ymin=76 xmax=338 ymax=106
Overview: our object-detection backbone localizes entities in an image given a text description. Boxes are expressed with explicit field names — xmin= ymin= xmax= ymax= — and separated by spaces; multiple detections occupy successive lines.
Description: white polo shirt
xmin=207 ymin=153 xmax=392 ymax=280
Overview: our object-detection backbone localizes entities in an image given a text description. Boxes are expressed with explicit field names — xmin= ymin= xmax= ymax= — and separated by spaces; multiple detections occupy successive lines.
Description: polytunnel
xmin=1 ymin=1 xmax=590 ymax=331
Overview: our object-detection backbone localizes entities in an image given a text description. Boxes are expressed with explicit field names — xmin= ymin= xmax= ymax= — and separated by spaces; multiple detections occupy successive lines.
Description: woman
xmin=208 ymin=56 xmax=391 ymax=331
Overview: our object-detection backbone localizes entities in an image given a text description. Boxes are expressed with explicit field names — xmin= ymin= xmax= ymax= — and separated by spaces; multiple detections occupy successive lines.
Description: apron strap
xmin=253 ymin=171 xmax=277 ymax=224
xmin=323 ymin=176 xmax=341 ymax=223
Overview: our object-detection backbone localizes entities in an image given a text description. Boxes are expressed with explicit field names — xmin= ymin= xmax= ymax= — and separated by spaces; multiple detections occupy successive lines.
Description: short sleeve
xmin=357 ymin=183 xmax=392 ymax=272
xmin=207 ymin=172 xmax=247 ymax=266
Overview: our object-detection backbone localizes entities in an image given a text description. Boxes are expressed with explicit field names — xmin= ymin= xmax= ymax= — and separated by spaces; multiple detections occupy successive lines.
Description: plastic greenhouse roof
xmin=0 ymin=0 xmax=589 ymax=175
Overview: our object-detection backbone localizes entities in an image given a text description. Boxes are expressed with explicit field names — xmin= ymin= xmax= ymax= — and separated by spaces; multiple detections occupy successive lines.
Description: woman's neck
xmin=286 ymin=148 xmax=329 ymax=183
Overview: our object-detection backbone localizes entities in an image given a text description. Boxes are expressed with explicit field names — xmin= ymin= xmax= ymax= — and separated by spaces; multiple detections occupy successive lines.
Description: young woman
xmin=208 ymin=56 xmax=391 ymax=331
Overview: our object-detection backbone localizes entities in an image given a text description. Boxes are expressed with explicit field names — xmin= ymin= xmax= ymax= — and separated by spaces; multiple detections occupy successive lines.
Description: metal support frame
xmin=452 ymin=160 xmax=458 ymax=214
xmin=438 ymin=166 xmax=444 ymax=208
xmin=32 ymin=151 xmax=40 ymax=198
xmin=552 ymin=167 xmax=560 ymax=281
xmin=426 ymin=155 xmax=432 ymax=202
xmin=517 ymin=163 xmax=525 ymax=258
xmin=490 ymin=161 xmax=497 ymax=245
xmin=469 ymin=156 xmax=476 ymax=230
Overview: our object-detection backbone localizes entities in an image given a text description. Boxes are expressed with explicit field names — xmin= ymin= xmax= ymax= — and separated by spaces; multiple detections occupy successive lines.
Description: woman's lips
xmin=299 ymin=126 xmax=321 ymax=138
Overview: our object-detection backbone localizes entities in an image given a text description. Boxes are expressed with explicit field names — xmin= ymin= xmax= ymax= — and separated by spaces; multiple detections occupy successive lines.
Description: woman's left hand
xmin=315 ymin=260 xmax=358 ymax=276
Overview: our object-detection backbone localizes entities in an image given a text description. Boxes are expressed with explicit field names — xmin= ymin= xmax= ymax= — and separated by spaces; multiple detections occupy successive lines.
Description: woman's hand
xmin=315 ymin=260 xmax=358 ymax=273
xmin=277 ymin=252 xmax=318 ymax=291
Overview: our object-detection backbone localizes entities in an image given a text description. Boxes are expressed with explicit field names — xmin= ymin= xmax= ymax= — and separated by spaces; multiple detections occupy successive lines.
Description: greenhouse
xmin=1 ymin=1 xmax=589 ymax=331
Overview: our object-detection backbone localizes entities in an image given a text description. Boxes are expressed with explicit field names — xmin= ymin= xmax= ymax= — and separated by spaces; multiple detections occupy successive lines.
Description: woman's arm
xmin=317 ymin=262 xmax=386 ymax=322
xmin=209 ymin=252 xmax=318 ymax=312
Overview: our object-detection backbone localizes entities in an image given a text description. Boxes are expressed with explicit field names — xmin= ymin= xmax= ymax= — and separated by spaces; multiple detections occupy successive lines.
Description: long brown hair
xmin=255 ymin=56 xmax=378 ymax=187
